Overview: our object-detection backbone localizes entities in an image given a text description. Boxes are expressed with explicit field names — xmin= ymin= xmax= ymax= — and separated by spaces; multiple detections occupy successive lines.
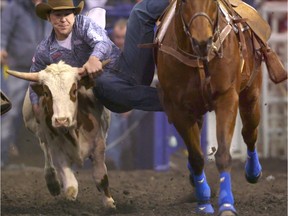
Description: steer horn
xmin=6 ymin=70 xmax=39 ymax=82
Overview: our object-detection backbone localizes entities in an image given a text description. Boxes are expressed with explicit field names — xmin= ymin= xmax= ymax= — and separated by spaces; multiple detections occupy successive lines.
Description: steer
xmin=7 ymin=61 xmax=115 ymax=208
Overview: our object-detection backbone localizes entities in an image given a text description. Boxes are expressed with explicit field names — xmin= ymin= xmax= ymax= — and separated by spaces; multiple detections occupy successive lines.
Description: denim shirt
xmin=29 ymin=14 xmax=121 ymax=105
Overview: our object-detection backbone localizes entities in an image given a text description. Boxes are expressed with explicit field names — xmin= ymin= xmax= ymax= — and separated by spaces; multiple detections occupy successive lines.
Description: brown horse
xmin=156 ymin=0 xmax=264 ymax=215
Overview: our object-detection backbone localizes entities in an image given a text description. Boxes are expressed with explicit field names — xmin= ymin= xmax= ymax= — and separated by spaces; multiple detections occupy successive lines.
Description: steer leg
xmin=53 ymin=152 xmax=79 ymax=201
xmin=91 ymin=137 xmax=116 ymax=209
xmin=40 ymin=140 xmax=61 ymax=196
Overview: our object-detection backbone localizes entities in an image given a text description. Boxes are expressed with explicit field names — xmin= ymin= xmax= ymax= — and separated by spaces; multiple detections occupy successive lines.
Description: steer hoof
xmin=103 ymin=197 xmax=116 ymax=209
xmin=45 ymin=168 xmax=61 ymax=196
xmin=65 ymin=186 xmax=78 ymax=201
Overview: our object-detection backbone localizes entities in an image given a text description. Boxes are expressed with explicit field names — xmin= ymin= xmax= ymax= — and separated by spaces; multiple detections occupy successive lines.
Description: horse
xmin=156 ymin=0 xmax=264 ymax=215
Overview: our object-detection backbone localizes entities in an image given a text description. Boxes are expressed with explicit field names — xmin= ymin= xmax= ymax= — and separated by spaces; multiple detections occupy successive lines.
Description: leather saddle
xmin=229 ymin=0 xmax=271 ymax=43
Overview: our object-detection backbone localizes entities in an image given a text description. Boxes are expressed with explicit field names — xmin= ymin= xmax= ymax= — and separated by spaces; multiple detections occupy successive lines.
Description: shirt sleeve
xmin=76 ymin=15 xmax=113 ymax=60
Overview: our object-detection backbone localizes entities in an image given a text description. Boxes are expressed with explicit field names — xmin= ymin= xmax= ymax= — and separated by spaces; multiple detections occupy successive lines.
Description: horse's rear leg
xmin=215 ymin=89 xmax=239 ymax=216
xmin=173 ymin=116 xmax=214 ymax=214
xmin=239 ymin=86 xmax=262 ymax=183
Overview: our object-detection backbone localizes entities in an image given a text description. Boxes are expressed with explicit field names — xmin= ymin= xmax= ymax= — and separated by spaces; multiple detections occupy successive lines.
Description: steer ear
xmin=79 ymin=76 xmax=95 ymax=89
xmin=6 ymin=70 xmax=39 ymax=82
xmin=30 ymin=83 xmax=44 ymax=96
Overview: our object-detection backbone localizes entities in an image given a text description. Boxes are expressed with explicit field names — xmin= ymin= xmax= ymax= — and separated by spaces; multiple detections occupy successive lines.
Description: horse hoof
xmin=245 ymin=171 xmax=262 ymax=184
xmin=196 ymin=203 xmax=214 ymax=214
xmin=218 ymin=210 xmax=237 ymax=216
xmin=218 ymin=203 xmax=237 ymax=216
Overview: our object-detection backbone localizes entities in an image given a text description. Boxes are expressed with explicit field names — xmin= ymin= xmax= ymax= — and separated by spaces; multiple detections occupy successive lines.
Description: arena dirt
xmin=1 ymin=142 xmax=287 ymax=216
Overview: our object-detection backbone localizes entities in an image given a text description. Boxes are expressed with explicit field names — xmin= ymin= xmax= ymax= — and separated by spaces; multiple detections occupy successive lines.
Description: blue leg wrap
xmin=245 ymin=149 xmax=262 ymax=183
xmin=218 ymin=172 xmax=234 ymax=206
xmin=218 ymin=172 xmax=237 ymax=215
xmin=194 ymin=172 xmax=211 ymax=202
xmin=187 ymin=163 xmax=214 ymax=214
xmin=194 ymin=172 xmax=214 ymax=214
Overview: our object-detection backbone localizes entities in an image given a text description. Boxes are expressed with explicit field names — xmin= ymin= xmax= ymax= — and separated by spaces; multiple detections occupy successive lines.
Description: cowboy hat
xmin=36 ymin=0 xmax=84 ymax=20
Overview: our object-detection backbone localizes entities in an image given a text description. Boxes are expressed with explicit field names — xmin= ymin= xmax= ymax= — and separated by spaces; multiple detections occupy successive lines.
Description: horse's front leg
xmin=172 ymin=115 xmax=214 ymax=214
xmin=214 ymin=88 xmax=239 ymax=216
xmin=239 ymin=79 xmax=262 ymax=184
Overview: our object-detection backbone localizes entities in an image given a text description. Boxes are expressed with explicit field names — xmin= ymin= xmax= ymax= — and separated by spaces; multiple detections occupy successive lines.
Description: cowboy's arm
xmin=77 ymin=16 xmax=113 ymax=75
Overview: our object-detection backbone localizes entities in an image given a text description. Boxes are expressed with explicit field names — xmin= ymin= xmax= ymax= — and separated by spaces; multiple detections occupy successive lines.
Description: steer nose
xmin=55 ymin=117 xmax=69 ymax=127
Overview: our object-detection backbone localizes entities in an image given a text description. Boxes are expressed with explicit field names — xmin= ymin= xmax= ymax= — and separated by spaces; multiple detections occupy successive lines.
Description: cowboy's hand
xmin=80 ymin=56 xmax=103 ymax=78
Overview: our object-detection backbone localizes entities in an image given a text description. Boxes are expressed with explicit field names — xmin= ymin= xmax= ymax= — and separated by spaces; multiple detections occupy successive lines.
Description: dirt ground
xmin=1 ymin=132 xmax=287 ymax=216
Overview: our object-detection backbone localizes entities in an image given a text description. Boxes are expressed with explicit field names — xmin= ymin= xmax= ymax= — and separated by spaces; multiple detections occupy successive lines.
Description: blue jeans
xmin=94 ymin=0 xmax=169 ymax=113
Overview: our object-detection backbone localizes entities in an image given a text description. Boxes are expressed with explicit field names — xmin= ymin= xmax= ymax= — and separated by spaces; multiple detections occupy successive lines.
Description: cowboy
xmin=30 ymin=0 xmax=169 ymax=117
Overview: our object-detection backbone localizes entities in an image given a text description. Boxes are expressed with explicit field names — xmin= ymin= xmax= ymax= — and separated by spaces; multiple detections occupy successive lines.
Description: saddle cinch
xmin=156 ymin=0 xmax=287 ymax=84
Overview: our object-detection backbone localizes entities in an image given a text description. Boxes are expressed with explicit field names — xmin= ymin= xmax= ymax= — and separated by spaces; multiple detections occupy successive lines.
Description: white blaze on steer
xmin=7 ymin=61 xmax=115 ymax=209
xmin=38 ymin=62 xmax=79 ymax=128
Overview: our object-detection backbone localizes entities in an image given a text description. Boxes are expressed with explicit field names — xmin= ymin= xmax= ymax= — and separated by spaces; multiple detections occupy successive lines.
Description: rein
xmin=158 ymin=0 xmax=233 ymax=111
xmin=177 ymin=0 xmax=223 ymax=66
xmin=156 ymin=1 xmax=233 ymax=69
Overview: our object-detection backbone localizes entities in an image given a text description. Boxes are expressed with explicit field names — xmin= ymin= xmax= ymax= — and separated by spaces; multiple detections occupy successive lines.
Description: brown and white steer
xmin=7 ymin=61 xmax=115 ymax=208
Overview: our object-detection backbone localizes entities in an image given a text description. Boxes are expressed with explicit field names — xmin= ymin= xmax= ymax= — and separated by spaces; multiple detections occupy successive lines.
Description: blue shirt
xmin=30 ymin=14 xmax=121 ymax=104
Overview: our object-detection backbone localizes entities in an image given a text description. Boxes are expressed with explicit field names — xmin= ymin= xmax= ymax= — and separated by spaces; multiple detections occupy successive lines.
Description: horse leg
xmin=239 ymin=84 xmax=262 ymax=184
xmin=214 ymin=88 xmax=239 ymax=216
xmin=172 ymin=115 xmax=214 ymax=214
xmin=187 ymin=116 xmax=204 ymax=187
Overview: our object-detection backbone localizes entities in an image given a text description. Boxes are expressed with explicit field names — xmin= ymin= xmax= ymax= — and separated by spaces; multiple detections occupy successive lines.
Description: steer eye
xmin=44 ymin=90 xmax=49 ymax=97
xmin=70 ymin=83 xmax=78 ymax=102
xmin=72 ymin=88 xmax=77 ymax=96
xmin=43 ymin=85 xmax=50 ymax=98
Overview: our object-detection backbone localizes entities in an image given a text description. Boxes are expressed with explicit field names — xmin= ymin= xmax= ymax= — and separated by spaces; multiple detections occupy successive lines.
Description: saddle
xmin=155 ymin=0 xmax=287 ymax=84
xmin=225 ymin=0 xmax=287 ymax=84
xmin=229 ymin=0 xmax=271 ymax=42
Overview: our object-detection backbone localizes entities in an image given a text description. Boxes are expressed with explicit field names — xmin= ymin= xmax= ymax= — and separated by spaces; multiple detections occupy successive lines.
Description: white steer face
xmin=40 ymin=70 xmax=79 ymax=128
xmin=6 ymin=61 xmax=94 ymax=129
